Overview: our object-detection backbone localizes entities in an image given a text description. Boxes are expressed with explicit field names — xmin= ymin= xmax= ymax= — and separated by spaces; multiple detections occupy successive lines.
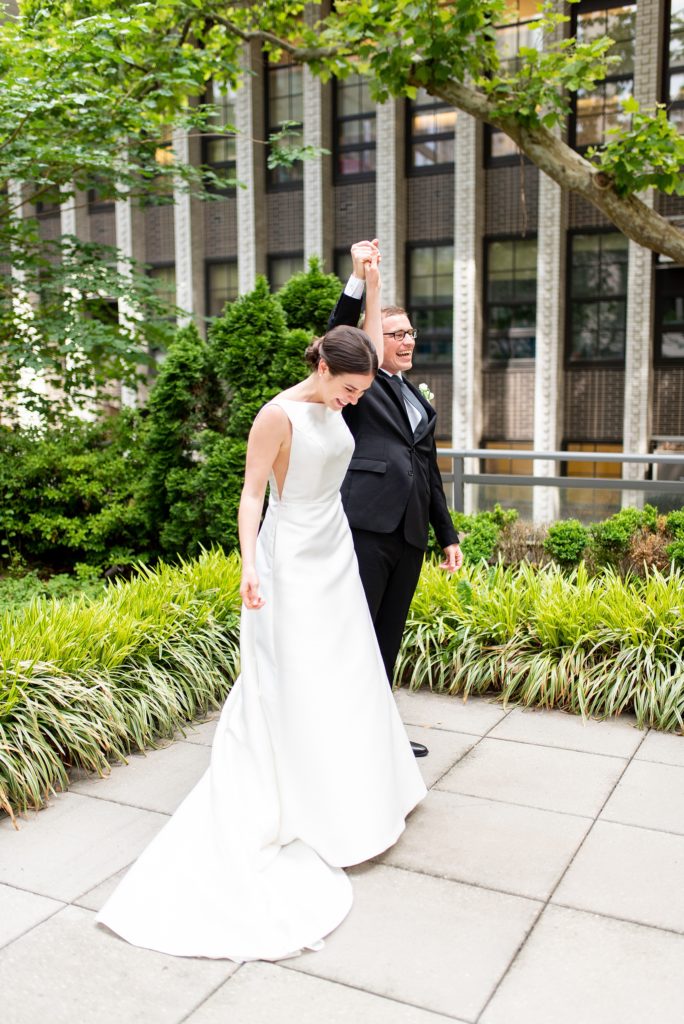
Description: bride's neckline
xmin=276 ymin=396 xmax=329 ymax=407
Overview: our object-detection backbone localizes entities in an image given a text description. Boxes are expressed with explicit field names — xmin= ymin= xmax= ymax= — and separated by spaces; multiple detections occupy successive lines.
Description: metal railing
xmin=436 ymin=448 xmax=684 ymax=513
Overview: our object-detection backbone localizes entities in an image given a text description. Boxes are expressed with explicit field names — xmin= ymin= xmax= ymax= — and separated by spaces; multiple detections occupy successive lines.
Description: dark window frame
xmin=663 ymin=0 xmax=684 ymax=132
xmin=405 ymin=239 xmax=455 ymax=366
xmin=565 ymin=227 xmax=629 ymax=368
xmin=568 ymin=0 xmax=637 ymax=153
xmin=654 ymin=258 xmax=684 ymax=365
xmin=483 ymin=233 xmax=538 ymax=364
xmin=201 ymin=83 xmax=238 ymax=197
xmin=265 ymin=60 xmax=304 ymax=193
xmin=267 ymin=250 xmax=305 ymax=291
xmin=485 ymin=6 xmax=541 ymax=166
xmin=405 ymin=91 xmax=456 ymax=176
xmin=205 ymin=258 xmax=239 ymax=319
xmin=333 ymin=75 xmax=376 ymax=183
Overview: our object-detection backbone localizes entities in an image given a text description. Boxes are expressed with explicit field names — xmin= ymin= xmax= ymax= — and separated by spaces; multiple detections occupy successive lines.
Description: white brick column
xmin=235 ymin=47 xmax=258 ymax=294
xmin=375 ymin=99 xmax=405 ymax=307
xmin=452 ymin=114 xmax=482 ymax=513
xmin=622 ymin=0 xmax=661 ymax=505
xmin=303 ymin=68 xmax=324 ymax=265
xmin=533 ymin=175 xmax=567 ymax=523
xmin=172 ymin=128 xmax=194 ymax=325
xmin=114 ymin=189 xmax=145 ymax=407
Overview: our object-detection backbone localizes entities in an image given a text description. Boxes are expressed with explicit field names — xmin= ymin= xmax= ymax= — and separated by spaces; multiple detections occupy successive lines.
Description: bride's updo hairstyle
xmin=305 ymin=326 xmax=378 ymax=377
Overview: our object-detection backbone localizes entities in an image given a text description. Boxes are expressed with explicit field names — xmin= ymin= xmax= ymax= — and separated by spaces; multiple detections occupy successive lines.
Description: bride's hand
xmin=240 ymin=567 xmax=265 ymax=610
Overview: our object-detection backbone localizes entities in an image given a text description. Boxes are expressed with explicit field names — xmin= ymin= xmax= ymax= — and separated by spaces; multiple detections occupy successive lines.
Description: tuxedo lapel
xmin=376 ymin=372 xmax=414 ymax=440
xmin=404 ymin=379 xmax=436 ymax=443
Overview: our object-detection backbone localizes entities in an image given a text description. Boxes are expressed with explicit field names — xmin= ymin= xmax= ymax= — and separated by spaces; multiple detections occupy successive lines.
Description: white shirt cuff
xmin=343 ymin=275 xmax=365 ymax=300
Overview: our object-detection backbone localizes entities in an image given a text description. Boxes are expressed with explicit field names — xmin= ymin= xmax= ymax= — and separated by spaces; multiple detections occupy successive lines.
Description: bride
xmin=96 ymin=252 xmax=426 ymax=961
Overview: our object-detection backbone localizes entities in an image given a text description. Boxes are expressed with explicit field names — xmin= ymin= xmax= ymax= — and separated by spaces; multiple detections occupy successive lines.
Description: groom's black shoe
xmin=411 ymin=740 xmax=429 ymax=757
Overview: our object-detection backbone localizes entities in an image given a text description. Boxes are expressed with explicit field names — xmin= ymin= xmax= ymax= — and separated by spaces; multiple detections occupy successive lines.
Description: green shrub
xmin=460 ymin=518 xmax=500 ymax=564
xmin=397 ymin=560 xmax=684 ymax=733
xmin=277 ymin=256 xmax=343 ymax=335
xmin=209 ymin=276 xmax=309 ymax=439
xmin=666 ymin=536 xmax=684 ymax=568
xmin=666 ymin=509 xmax=684 ymax=537
xmin=0 ymin=569 xmax=106 ymax=613
xmin=428 ymin=504 xmax=519 ymax=565
xmin=544 ymin=519 xmax=589 ymax=568
xmin=589 ymin=507 xmax=647 ymax=567
xmin=0 ymin=548 xmax=241 ymax=821
xmin=0 ymin=411 xmax=148 ymax=572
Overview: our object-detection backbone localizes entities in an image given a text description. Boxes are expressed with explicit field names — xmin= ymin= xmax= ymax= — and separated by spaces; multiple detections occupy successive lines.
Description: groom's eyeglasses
xmin=382 ymin=329 xmax=418 ymax=341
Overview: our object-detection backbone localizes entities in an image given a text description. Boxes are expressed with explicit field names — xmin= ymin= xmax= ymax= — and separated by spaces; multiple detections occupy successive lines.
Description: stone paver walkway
xmin=1 ymin=689 xmax=683 ymax=1023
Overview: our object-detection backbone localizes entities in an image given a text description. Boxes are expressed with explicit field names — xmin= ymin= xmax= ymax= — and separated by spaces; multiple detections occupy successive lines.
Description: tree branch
xmin=426 ymin=76 xmax=684 ymax=264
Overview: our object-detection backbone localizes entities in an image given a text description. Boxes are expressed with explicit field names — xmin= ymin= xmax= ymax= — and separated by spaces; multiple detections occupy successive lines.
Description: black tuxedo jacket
xmin=329 ymin=292 xmax=458 ymax=552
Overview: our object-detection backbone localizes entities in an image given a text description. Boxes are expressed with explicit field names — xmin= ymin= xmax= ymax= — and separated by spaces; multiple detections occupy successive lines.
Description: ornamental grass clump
xmin=398 ymin=560 xmax=684 ymax=733
xmin=0 ymin=549 xmax=242 ymax=823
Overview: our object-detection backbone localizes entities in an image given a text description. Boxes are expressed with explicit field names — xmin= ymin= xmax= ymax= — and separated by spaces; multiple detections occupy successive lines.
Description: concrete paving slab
xmin=480 ymin=904 xmax=684 ymax=1024
xmin=379 ymin=789 xmax=590 ymax=900
xmin=600 ymin=760 xmax=684 ymax=835
xmin=288 ymin=862 xmax=540 ymax=1021
xmin=405 ymin=725 xmax=476 ymax=788
xmin=0 ymin=793 xmax=167 ymax=901
xmin=187 ymin=961 xmax=463 ymax=1024
xmin=0 ymin=905 xmax=236 ymax=1024
xmin=634 ymin=729 xmax=684 ymax=768
xmin=437 ymin=738 xmax=627 ymax=817
xmin=553 ymin=820 xmax=684 ymax=933
xmin=394 ymin=688 xmax=509 ymax=735
xmin=74 ymin=867 xmax=128 ymax=912
xmin=488 ymin=705 xmax=645 ymax=758
xmin=0 ymin=884 xmax=64 ymax=949
xmin=70 ymin=739 xmax=210 ymax=814
xmin=181 ymin=713 xmax=220 ymax=747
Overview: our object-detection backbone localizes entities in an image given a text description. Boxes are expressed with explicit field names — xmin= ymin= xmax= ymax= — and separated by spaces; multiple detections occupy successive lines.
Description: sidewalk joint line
xmin=283 ymin=961 xmax=468 ymax=1022
xmin=473 ymin=724 xmax=652 ymax=1022
xmin=176 ymin=964 xmax=246 ymax=1023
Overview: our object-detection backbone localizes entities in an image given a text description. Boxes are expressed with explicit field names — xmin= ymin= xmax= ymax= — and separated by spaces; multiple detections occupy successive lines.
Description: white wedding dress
xmin=97 ymin=397 xmax=426 ymax=961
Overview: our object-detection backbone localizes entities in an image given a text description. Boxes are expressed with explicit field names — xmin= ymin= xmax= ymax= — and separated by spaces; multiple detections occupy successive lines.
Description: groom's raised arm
xmin=327 ymin=239 xmax=379 ymax=331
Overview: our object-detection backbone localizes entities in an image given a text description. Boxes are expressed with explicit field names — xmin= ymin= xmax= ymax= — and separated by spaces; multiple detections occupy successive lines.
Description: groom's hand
xmin=439 ymin=543 xmax=463 ymax=574
xmin=351 ymin=238 xmax=380 ymax=279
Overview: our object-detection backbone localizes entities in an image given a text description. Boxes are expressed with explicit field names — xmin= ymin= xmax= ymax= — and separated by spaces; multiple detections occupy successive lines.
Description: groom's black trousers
xmin=351 ymin=523 xmax=425 ymax=686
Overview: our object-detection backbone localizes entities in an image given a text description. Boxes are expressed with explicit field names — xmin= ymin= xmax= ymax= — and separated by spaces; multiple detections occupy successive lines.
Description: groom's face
xmin=381 ymin=313 xmax=415 ymax=375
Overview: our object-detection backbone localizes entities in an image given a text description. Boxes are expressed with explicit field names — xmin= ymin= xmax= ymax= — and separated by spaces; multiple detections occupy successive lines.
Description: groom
xmin=329 ymin=240 xmax=462 ymax=757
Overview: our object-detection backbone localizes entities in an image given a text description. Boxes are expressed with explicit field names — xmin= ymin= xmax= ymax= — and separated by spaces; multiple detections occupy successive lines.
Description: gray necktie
xmin=398 ymin=377 xmax=428 ymax=436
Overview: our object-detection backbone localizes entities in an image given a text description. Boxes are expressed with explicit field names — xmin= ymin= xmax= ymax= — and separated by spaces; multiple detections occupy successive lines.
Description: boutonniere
xmin=418 ymin=382 xmax=434 ymax=403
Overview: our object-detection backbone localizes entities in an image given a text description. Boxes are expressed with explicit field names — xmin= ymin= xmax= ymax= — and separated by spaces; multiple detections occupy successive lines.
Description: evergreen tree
xmin=141 ymin=324 xmax=222 ymax=550
xmin=209 ymin=276 xmax=309 ymax=439
xmin=277 ymin=256 xmax=343 ymax=336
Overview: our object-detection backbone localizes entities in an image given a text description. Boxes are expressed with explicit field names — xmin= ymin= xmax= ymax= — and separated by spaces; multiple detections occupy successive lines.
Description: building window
xmin=206 ymin=261 xmax=238 ymax=318
xmin=334 ymin=75 xmax=376 ymax=179
xmin=655 ymin=262 xmax=684 ymax=361
xmin=407 ymin=89 xmax=456 ymax=173
xmin=407 ymin=243 xmax=454 ymax=364
xmin=485 ymin=237 xmax=537 ymax=360
xmin=203 ymin=82 xmax=237 ymax=193
xmin=334 ymin=248 xmax=353 ymax=284
xmin=666 ymin=0 xmax=684 ymax=133
xmin=148 ymin=264 xmax=176 ymax=309
xmin=571 ymin=1 xmax=636 ymax=150
xmin=567 ymin=232 xmax=628 ymax=363
xmin=268 ymin=253 xmax=303 ymax=291
xmin=486 ymin=0 xmax=542 ymax=163
xmin=266 ymin=61 xmax=304 ymax=189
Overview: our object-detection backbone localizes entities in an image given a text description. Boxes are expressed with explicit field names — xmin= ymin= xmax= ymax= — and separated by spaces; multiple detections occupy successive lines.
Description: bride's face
xmin=319 ymin=365 xmax=374 ymax=412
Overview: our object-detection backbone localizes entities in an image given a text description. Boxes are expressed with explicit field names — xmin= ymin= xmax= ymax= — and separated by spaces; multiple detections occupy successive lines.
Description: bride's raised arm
xmin=363 ymin=252 xmax=383 ymax=367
